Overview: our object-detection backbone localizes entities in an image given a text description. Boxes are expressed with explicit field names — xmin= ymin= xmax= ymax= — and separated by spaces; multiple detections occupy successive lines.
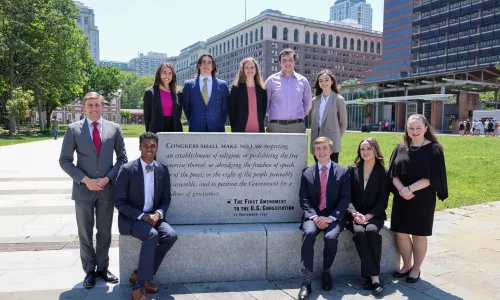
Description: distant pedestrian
xmin=391 ymin=120 xmax=395 ymax=132
xmin=474 ymin=119 xmax=482 ymax=136
xmin=487 ymin=119 xmax=494 ymax=137
xmin=385 ymin=120 xmax=390 ymax=132
xmin=465 ymin=119 xmax=471 ymax=136
xmin=494 ymin=119 xmax=499 ymax=136
xmin=51 ymin=115 xmax=60 ymax=140
xmin=458 ymin=121 xmax=464 ymax=136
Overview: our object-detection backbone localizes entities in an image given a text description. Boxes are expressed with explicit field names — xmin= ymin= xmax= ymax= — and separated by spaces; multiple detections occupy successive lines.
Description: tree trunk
xmin=8 ymin=53 xmax=16 ymax=135
xmin=35 ymin=87 xmax=44 ymax=131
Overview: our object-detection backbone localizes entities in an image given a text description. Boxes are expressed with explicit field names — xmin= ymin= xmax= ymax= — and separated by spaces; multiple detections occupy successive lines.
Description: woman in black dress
xmin=389 ymin=114 xmax=448 ymax=283
xmin=347 ymin=138 xmax=388 ymax=295
xmin=143 ymin=62 xmax=183 ymax=133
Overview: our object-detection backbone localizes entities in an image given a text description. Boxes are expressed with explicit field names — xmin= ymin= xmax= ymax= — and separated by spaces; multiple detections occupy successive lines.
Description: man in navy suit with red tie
xmin=298 ymin=137 xmax=350 ymax=300
xmin=115 ymin=132 xmax=177 ymax=300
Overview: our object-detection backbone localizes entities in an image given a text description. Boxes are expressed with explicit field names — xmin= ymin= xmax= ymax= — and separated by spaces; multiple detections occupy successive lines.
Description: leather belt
xmin=269 ymin=119 xmax=303 ymax=125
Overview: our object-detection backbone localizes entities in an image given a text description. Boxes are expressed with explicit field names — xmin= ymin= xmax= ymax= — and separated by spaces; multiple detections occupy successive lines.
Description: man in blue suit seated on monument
xmin=182 ymin=53 xmax=229 ymax=132
xmin=298 ymin=137 xmax=350 ymax=300
xmin=115 ymin=132 xmax=178 ymax=300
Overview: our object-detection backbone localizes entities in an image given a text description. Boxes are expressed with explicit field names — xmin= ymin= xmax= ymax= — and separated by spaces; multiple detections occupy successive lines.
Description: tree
xmin=119 ymin=110 xmax=131 ymax=129
xmin=341 ymin=78 xmax=361 ymax=86
xmin=7 ymin=87 xmax=33 ymax=136
xmin=83 ymin=64 xmax=124 ymax=102
xmin=120 ymin=72 xmax=154 ymax=109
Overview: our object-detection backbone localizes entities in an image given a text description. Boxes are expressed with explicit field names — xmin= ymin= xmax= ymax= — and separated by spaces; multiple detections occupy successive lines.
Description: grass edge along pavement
xmin=2 ymin=124 xmax=498 ymax=216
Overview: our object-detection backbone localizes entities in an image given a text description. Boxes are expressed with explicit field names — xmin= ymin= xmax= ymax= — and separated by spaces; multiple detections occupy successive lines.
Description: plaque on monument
xmin=156 ymin=133 xmax=308 ymax=225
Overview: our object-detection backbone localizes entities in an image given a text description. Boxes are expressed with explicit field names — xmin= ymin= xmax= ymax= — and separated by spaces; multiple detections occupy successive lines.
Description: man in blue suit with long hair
xmin=182 ymin=53 xmax=229 ymax=132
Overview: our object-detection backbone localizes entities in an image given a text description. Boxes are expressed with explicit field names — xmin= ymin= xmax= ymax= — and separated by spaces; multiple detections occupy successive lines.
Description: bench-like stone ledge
xmin=119 ymin=222 xmax=400 ymax=284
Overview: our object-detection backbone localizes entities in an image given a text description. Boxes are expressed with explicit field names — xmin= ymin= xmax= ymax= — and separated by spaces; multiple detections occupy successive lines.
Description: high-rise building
xmin=129 ymin=52 xmax=169 ymax=76
xmin=75 ymin=1 xmax=100 ymax=63
xmin=330 ymin=0 xmax=373 ymax=30
xmin=169 ymin=9 xmax=382 ymax=88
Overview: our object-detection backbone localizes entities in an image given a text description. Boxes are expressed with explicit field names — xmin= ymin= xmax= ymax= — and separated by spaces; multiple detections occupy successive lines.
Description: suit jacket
xmin=346 ymin=162 xmax=389 ymax=222
xmin=228 ymin=82 xmax=267 ymax=132
xmin=299 ymin=162 xmax=350 ymax=224
xmin=182 ymin=76 xmax=229 ymax=132
xmin=143 ymin=86 xmax=183 ymax=133
xmin=310 ymin=92 xmax=347 ymax=154
xmin=59 ymin=118 xmax=127 ymax=201
xmin=114 ymin=159 xmax=170 ymax=235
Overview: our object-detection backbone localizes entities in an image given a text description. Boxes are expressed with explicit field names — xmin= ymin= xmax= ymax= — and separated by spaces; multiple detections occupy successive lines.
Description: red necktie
xmin=92 ymin=121 xmax=102 ymax=155
xmin=319 ymin=165 xmax=327 ymax=211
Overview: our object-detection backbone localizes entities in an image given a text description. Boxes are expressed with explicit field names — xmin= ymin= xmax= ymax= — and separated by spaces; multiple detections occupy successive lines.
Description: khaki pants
xmin=267 ymin=121 xmax=306 ymax=133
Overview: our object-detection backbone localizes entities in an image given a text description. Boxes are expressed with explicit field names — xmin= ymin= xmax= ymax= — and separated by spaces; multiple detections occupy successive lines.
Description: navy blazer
xmin=143 ymin=86 xmax=183 ymax=133
xmin=182 ymin=76 xmax=229 ymax=132
xmin=114 ymin=159 xmax=171 ymax=235
xmin=299 ymin=162 xmax=350 ymax=224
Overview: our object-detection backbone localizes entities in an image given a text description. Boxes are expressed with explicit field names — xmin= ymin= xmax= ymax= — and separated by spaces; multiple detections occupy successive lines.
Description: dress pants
xmin=131 ymin=219 xmax=177 ymax=281
xmin=346 ymin=218 xmax=384 ymax=277
xmin=267 ymin=121 xmax=306 ymax=133
xmin=301 ymin=216 xmax=345 ymax=272
xmin=75 ymin=197 xmax=114 ymax=273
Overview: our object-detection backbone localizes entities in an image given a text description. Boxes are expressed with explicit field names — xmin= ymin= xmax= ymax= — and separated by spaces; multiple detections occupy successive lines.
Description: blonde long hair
xmin=232 ymin=57 xmax=265 ymax=89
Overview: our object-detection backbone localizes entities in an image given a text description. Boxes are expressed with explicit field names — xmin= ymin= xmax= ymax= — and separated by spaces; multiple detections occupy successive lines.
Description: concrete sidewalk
xmin=0 ymin=139 xmax=499 ymax=299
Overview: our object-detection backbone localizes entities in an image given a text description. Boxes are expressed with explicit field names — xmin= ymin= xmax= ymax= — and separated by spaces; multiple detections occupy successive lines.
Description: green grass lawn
xmin=0 ymin=135 xmax=52 ymax=146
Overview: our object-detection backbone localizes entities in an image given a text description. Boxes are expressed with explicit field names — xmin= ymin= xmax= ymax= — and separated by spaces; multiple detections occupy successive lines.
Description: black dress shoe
xmin=406 ymin=272 xmax=420 ymax=283
xmin=83 ymin=271 xmax=96 ymax=289
xmin=96 ymin=269 xmax=119 ymax=283
xmin=321 ymin=271 xmax=333 ymax=291
xmin=372 ymin=281 xmax=384 ymax=295
xmin=298 ymin=282 xmax=311 ymax=300
xmin=363 ymin=278 xmax=373 ymax=290
xmin=393 ymin=269 xmax=411 ymax=278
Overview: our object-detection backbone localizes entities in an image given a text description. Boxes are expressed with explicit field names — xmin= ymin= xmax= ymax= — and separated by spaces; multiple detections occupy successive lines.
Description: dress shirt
xmin=318 ymin=93 xmax=330 ymax=127
xmin=265 ymin=71 xmax=312 ymax=120
xmin=137 ymin=158 xmax=163 ymax=220
xmin=199 ymin=76 xmax=213 ymax=100
xmin=310 ymin=161 xmax=337 ymax=221
xmin=86 ymin=117 xmax=102 ymax=140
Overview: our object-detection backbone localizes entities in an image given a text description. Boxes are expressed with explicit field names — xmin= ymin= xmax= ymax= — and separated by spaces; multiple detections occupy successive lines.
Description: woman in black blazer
xmin=346 ymin=137 xmax=389 ymax=296
xmin=228 ymin=57 xmax=267 ymax=132
xmin=143 ymin=62 xmax=183 ymax=133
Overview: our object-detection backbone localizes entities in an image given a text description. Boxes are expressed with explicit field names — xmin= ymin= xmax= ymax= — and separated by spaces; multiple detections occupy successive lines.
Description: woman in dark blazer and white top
xmin=143 ymin=62 xmax=183 ymax=133
xmin=346 ymin=137 xmax=389 ymax=296
xmin=228 ymin=57 xmax=267 ymax=132
xmin=310 ymin=70 xmax=347 ymax=163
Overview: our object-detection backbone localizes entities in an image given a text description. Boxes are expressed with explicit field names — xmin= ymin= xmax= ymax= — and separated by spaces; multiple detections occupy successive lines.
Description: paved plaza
xmin=0 ymin=139 xmax=499 ymax=299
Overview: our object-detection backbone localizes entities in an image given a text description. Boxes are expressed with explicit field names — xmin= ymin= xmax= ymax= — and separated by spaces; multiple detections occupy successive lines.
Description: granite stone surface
xmin=119 ymin=224 xmax=267 ymax=284
xmin=264 ymin=223 xmax=400 ymax=280
xmin=157 ymin=133 xmax=307 ymax=225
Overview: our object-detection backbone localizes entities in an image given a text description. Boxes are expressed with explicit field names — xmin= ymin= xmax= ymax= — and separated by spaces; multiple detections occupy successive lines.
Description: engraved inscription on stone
xmin=157 ymin=133 xmax=307 ymax=225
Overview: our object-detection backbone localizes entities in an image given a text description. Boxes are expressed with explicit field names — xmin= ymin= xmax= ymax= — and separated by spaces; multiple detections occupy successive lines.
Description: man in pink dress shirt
xmin=265 ymin=48 xmax=312 ymax=133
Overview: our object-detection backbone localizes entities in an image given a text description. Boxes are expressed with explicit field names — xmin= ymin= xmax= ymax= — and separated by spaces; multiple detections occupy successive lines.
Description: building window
xmin=261 ymin=27 xmax=263 ymax=40
xmin=364 ymin=40 xmax=367 ymax=52
xmin=350 ymin=38 xmax=354 ymax=50
xmin=336 ymin=36 xmax=340 ymax=48
xmin=305 ymin=31 xmax=310 ymax=44
xmin=328 ymin=35 xmax=333 ymax=47
xmin=227 ymin=40 xmax=230 ymax=52
xmin=294 ymin=29 xmax=299 ymax=42
xmin=283 ymin=28 xmax=288 ymax=41
xmin=370 ymin=41 xmax=374 ymax=53
xmin=343 ymin=37 xmax=347 ymax=49
xmin=236 ymin=38 xmax=239 ymax=48
xmin=223 ymin=43 xmax=226 ymax=53
xmin=313 ymin=32 xmax=318 ymax=45
xmin=250 ymin=31 xmax=253 ymax=43
xmin=376 ymin=42 xmax=381 ymax=54
xmin=357 ymin=39 xmax=361 ymax=51
xmin=272 ymin=26 xmax=277 ymax=39
xmin=232 ymin=39 xmax=234 ymax=50
xmin=321 ymin=34 xmax=325 ymax=46
xmin=246 ymin=33 xmax=248 ymax=45
xmin=255 ymin=29 xmax=258 ymax=41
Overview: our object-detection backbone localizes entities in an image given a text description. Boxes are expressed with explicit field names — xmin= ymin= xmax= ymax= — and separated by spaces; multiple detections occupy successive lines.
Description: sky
xmin=80 ymin=0 xmax=383 ymax=62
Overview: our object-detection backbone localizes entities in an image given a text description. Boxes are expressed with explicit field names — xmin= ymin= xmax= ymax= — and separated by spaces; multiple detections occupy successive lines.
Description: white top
xmin=364 ymin=180 xmax=368 ymax=190
xmin=86 ymin=117 xmax=102 ymax=140
xmin=318 ymin=94 xmax=329 ymax=126
xmin=199 ymin=76 xmax=213 ymax=99
xmin=137 ymin=159 xmax=163 ymax=220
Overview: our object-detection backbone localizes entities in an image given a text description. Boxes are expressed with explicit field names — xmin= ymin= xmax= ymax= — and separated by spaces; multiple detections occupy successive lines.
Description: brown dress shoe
xmin=131 ymin=287 xmax=149 ymax=300
xmin=129 ymin=271 xmax=159 ymax=294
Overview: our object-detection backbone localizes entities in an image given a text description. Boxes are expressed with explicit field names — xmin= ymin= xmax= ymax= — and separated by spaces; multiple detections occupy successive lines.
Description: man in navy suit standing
xmin=182 ymin=53 xmax=229 ymax=132
xmin=298 ymin=137 xmax=350 ymax=300
xmin=115 ymin=132 xmax=177 ymax=300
